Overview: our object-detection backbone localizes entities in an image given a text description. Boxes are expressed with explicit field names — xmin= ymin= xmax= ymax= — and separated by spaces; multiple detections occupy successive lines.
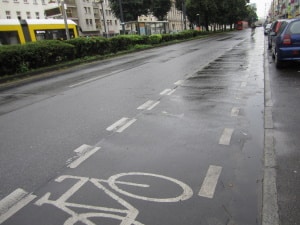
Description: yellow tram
xmin=0 ymin=19 xmax=78 ymax=45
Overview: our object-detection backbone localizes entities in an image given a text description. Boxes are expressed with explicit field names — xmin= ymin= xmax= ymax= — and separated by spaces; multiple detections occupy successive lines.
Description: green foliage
xmin=65 ymin=37 xmax=110 ymax=57
xmin=148 ymin=34 xmax=162 ymax=45
xmin=178 ymin=0 xmax=251 ymax=31
xmin=0 ymin=40 xmax=75 ymax=76
xmin=151 ymin=0 xmax=172 ymax=20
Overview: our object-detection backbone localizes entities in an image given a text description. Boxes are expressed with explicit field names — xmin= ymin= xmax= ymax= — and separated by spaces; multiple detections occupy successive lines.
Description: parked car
xmin=264 ymin=23 xmax=272 ymax=35
xmin=268 ymin=19 xmax=288 ymax=50
xmin=269 ymin=18 xmax=300 ymax=68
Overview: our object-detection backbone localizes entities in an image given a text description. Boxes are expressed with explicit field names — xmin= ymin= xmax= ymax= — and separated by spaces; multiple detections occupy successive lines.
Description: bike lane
xmin=0 ymin=30 xmax=266 ymax=225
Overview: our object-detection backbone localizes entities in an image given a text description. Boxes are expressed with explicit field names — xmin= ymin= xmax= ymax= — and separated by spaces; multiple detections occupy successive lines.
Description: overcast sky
xmin=250 ymin=0 xmax=272 ymax=18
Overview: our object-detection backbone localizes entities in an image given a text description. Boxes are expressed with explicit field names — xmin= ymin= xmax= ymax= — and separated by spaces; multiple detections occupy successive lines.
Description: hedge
xmin=0 ymin=40 xmax=75 ymax=75
xmin=0 ymin=30 xmax=212 ymax=77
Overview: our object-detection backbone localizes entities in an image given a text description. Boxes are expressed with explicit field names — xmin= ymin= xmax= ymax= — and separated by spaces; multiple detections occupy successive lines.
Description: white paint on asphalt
xmin=174 ymin=80 xmax=184 ymax=86
xmin=241 ymin=82 xmax=247 ymax=87
xmin=137 ymin=100 xmax=160 ymax=110
xmin=167 ymin=89 xmax=176 ymax=95
xmin=198 ymin=165 xmax=222 ymax=198
xmin=160 ymin=89 xmax=175 ymax=95
xmin=69 ymin=70 xmax=123 ymax=88
xmin=231 ymin=107 xmax=240 ymax=117
xmin=106 ymin=117 xmax=137 ymax=133
xmin=68 ymin=145 xmax=101 ymax=169
xmin=116 ymin=118 xmax=137 ymax=133
xmin=219 ymin=128 xmax=234 ymax=145
xmin=0 ymin=188 xmax=36 ymax=224
xmin=160 ymin=89 xmax=172 ymax=95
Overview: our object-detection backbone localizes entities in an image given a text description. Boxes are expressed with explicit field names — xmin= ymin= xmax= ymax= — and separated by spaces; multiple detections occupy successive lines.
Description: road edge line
xmin=262 ymin=38 xmax=280 ymax=225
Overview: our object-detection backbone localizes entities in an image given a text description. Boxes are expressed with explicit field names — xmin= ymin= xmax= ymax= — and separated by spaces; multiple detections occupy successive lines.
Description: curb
xmin=262 ymin=37 xmax=280 ymax=225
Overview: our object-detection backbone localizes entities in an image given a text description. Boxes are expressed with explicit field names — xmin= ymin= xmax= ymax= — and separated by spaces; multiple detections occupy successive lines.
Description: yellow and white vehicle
xmin=0 ymin=19 xmax=78 ymax=45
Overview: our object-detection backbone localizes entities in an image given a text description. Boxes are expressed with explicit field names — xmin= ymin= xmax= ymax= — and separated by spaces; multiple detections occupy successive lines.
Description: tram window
xmin=35 ymin=29 xmax=75 ymax=41
xmin=0 ymin=31 xmax=20 ymax=45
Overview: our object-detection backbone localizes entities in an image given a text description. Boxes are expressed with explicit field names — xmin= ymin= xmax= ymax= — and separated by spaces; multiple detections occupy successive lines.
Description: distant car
xmin=270 ymin=18 xmax=300 ymax=68
xmin=264 ymin=23 xmax=272 ymax=35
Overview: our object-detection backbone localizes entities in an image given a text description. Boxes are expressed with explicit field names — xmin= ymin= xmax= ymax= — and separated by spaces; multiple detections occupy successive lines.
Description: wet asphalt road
xmin=0 ymin=28 xmax=287 ymax=225
xmin=266 ymin=41 xmax=300 ymax=225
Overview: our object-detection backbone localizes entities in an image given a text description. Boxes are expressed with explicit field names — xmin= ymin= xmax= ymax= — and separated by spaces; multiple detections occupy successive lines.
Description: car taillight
xmin=283 ymin=34 xmax=292 ymax=45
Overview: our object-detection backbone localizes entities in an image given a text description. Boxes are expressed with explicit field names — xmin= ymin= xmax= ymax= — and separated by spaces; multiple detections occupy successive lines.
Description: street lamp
xmin=196 ymin=13 xmax=200 ymax=31
xmin=97 ymin=0 xmax=108 ymax=38
xmin=118 ymin=0 xmax=125 ymax=34
xmin=58 ymin=0 xmax=70 ymax=40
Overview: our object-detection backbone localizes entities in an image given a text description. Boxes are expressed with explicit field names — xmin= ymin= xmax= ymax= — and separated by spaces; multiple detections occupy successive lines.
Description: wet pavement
xmin=0 ymin=28 xmax=296 ymax=225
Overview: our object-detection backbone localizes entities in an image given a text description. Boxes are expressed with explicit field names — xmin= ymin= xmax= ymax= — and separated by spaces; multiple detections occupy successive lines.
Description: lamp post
xmin=59 ymin=0 xmax=70 ymax=40
xmin=98 ymin=0 xmax=108 ymax=38
xmin=196 ymin=13 xmax=200 ymax=31
xmin=118 ymin=0 xmax=125 ymax=34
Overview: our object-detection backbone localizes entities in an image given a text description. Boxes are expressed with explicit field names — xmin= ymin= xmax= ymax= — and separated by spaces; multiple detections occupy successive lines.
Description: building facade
xmin=0 ymin=0 xmax=186 ymax=37
xmin=268 ymin=0 xmax=300 ymax=21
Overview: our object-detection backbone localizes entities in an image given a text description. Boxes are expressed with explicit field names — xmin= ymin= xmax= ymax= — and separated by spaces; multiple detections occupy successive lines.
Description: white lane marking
xmin=137 ymin=100 xmax=160 ymax=110
xmin=68 ymin=145 xmax=101 ymax=169
xmin=241 ymin=82 xmax=247 ymax=87
xmin=167 ymin=89 xmax=176 ymax=95
xmin=160 ymin=89 xmax=172 ymax=95
xmin=231 ymin=107 xmax=240 ymax=117
xmin=198 ymin=165 xmax=222 ymax=198
xmin=219 ymin=128 xmax=234 ymax=145
xmin=174 ymin=80 xmax=184 ymax=86
xmin=147 ymin=101 xmax=160 ymax=110
xmin=106 ymin=117 xmax=137 ymax=133
xmin=106 ymin=117 xmax=129 ymax=131
xmin=0 ymin=188 xmax=36 ymax=224
xmin=116 ymin=118 xmax=137 ymax=133
xmin=69 ymin=70 xmax=123 ymax=88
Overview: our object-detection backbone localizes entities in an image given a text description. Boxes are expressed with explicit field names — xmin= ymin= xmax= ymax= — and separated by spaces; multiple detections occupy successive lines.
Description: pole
xmin=118 ymin=0 xmax=125 ymax=34
xmin=100 ymin=0 xmax=108 ymax=37
xmin=61 ymin=0 xmax=70 ymax=40
xmin=182 ymin=0 xmax=186 ymax=30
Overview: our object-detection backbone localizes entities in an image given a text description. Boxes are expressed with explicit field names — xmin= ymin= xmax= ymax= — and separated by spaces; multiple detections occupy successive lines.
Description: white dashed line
xmin=198 ymin=165 xmax=222 ymax=198
xmin=0 ymin=189 xmax=36 ymax=224
xmin=219 ymin=128 xmax=234 ymax=145
xmin=160 ymin=89 xmax=175 ymax=95
xmin=174 ymin=80 xmax=184 ymax=86
xmin=106 ymin=117 xmax=137 ymax=133
xmin=137 ymin=100 xmax=160 ymax=110
xmin=68 ymin=145 xmax=101 ymax=169
xmin=160 ymin=89 xmax=172 ymax=95
xmin=231 ymin=107 xmax=240 ymax=117
xmin=241 ymin=82 xmax=247 ymax=87
xmin=167 ymin=89 xmax=176 ymax=95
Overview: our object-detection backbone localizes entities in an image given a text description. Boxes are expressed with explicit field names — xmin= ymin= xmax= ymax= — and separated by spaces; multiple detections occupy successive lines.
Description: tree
xmin=109 ymin=0 xmax=151 ymax=22
xmin=151 ymin=0 xmax=172 ymax=21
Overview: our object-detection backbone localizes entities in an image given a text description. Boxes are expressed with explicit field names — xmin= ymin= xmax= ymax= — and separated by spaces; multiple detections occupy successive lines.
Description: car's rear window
xmin=289 ymin=21 xmax=300 ymax=34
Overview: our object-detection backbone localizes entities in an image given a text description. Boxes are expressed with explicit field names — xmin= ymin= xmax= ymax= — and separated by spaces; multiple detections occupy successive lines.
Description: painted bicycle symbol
xmin=35 ymin=172 xmax=193 ymax=225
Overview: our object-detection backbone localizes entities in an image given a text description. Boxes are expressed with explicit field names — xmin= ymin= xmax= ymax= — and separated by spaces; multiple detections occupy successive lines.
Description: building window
xmin=13 ymin=0 xmax=19 ymax=2
xmin=42 ymin=0 xmax=46 ymax=4
xmin=6 ymin=11 xmax=11 ymax=19
xmin=24 ymin=0 xmax=28 ymax=3
xmin=16 ymin=11 xmax=21 ymax=19
xmin=26 ymin=11 xmax=31 ymax=19
xmin=35 ymin=12 xmax=40 ymax=19
xmin=86 ymin=19 xmax=89 ymax=25
xmin=90 ymin=19 xmax=92 ymax=25
xmin=33 ymin=0 xmax=37 ymax=4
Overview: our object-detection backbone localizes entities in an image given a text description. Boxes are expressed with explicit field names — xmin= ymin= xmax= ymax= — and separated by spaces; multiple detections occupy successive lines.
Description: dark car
xmin=270 ymin=18 xmax=300 ymax=68
xmin=268 ymin=19 xmax=288 ymax=50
